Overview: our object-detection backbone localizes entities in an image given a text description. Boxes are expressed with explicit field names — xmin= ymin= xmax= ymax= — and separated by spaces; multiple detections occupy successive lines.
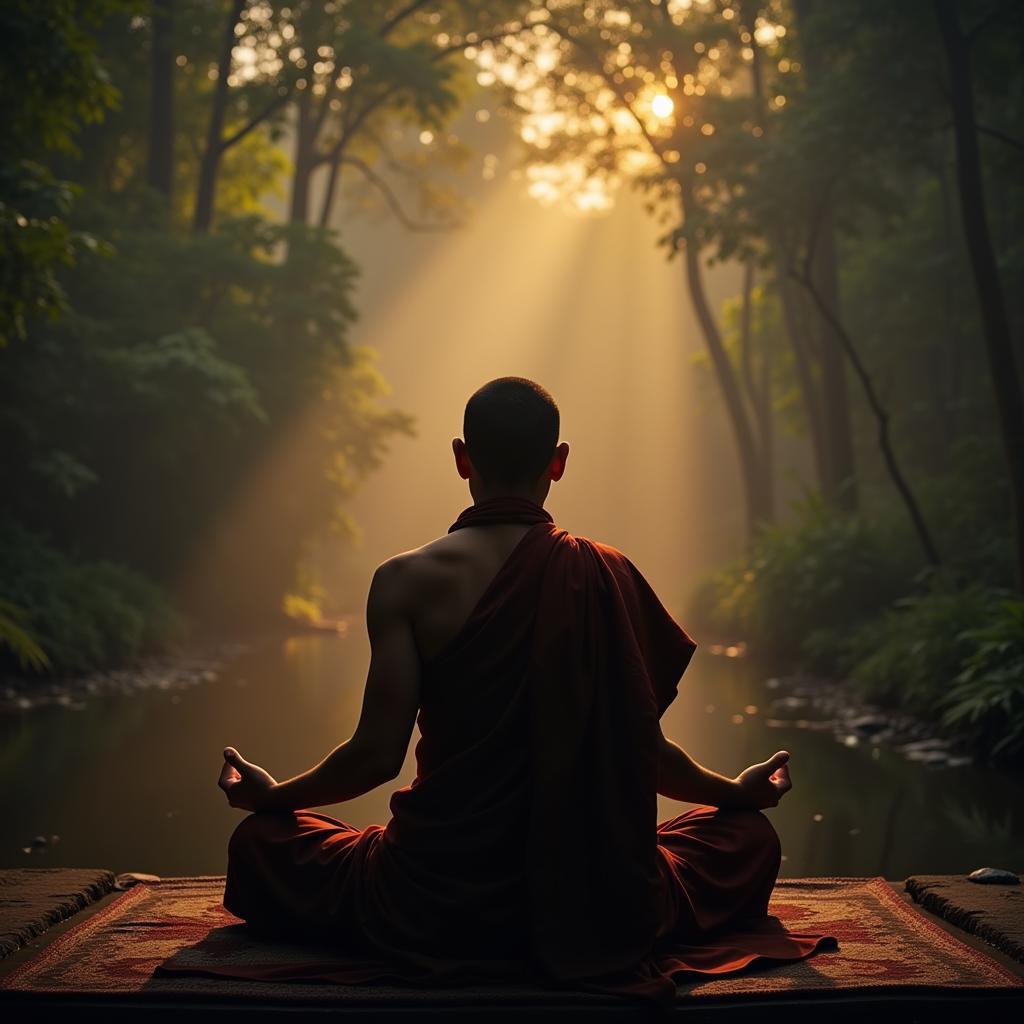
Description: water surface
xmin=1 ymin=633 xmax=1020 ymax=878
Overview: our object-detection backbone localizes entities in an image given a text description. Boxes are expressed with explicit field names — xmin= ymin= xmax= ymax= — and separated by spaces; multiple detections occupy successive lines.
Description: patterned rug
xmin=1 ymin=876 xmax=1019 ymax=1006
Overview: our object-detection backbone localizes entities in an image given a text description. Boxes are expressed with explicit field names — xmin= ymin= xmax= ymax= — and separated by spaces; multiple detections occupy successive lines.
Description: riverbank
xmin=758 ymin=666 xmax=976 ymax=770
xmin=0 ymin=614 xmax=360 ymax=718
xmin=702 ymin=643 xmax=979 ymax=770
xmin=0 ymin=641 xmax=249 ymax=716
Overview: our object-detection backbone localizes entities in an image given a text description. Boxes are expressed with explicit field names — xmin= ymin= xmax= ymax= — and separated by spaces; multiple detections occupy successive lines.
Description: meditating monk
xmin=217 ymin=376 xmax=837 ymax=1008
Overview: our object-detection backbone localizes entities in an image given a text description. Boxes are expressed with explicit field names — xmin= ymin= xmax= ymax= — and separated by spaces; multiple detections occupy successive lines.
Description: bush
xmin=844 ymin=573 xmax=1001 ymax=714
xmin=939 ymin=598 xmax=1024 ymax=762
xmin=690 ymin=491 xmax=920 ymax=667
xmin=0 ymin=518 xmax=183 ymax=676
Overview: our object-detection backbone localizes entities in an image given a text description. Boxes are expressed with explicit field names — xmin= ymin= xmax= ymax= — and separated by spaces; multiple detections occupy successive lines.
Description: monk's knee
xmin=746 ymin=809 xmax=782 ymax=869
xmin=228 ymin=811 xmax=283 ymax=863
xmin=716 ymin=807 xmax=781 ymax=867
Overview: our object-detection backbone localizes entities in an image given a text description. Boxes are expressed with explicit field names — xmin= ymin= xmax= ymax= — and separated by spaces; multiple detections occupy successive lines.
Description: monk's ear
xmin=549 ymin=442 xmax=569 ymax=482
xmin=452 ymin=438 xmax=473 ymax=480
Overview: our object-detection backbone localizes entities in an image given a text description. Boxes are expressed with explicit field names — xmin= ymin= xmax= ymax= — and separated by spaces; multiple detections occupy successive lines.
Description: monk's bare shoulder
xmin=372 ymin=533 xmax=468 ymax=611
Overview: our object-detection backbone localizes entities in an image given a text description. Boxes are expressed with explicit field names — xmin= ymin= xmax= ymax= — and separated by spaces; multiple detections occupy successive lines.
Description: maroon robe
xmin=219 ymin=498 xmax=837 ymax=1007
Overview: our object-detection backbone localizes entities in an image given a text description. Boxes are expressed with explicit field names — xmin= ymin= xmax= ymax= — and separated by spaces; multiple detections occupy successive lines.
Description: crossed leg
xmin=655 ymin=804 xmax=783 ymax=941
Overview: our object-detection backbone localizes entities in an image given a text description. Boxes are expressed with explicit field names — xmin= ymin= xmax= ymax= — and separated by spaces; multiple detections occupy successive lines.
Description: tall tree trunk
xmin=146 ymin=0 xmax=175 ymax=202
xmin=739 ymin=264 xmax=776 ymax=520
xmin=289 ymin=90 xmax=315 ymax=225
xmin=812 ymin=206 xmax=858 ymax=511
xmin=192 ymin=0 xmax=244 ymax=233
xmin=319 ymin=151 xmax=343 ymax=228
xmin=747 ymin=14 xmax=829 ymax=501
xmin=934 ymin=0 xmax=1024 ymax=591
xmin=679 ymin=188 xmax=771 ymax=537
xmin=792 ymin=0 xmax=859 ymax=512
xmin=935 ymin=160 xmax=963 ymax=457
xmin=777 ymin=272 xmax=829 ymax=487
xmin=795 ymin=269 xmax=942 ymax=567
xmin=759 ymin=320 xmax=775 ymax=518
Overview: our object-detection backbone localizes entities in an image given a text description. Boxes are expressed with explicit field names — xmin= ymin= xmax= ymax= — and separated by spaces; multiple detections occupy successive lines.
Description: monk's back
xmin=395 ymin=522 xmax=537 ymax=664
xmin=378 ymin=520 xmax=570 ymax=955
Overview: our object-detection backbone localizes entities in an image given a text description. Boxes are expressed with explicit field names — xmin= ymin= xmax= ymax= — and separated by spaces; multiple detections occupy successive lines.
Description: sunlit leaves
xmin=468 ymin=0 xmax=790 ymax=215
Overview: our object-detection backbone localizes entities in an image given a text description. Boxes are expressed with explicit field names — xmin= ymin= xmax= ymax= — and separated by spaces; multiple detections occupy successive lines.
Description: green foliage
xmin=0 ymin=198 xmax=413 ymax=627
xmin=693 ymin=491 xmax=919 ymax=667
xmin=939 ymin=599 xmax=1024 ymax=761
xmin=694 ymin=495 xmax=1023 ymax=762
xmin=98 ymin=327 xmax=266 ymax=423
xmin=0 ymin=2 xmax=440 ymax=658
xmin=0 ymin=0 xmax=123 ymax=157
xmin=0 ymin=519 xmax=181 ymax=676
xmin=0 ymin=600 xmax=50 ymax=673
xmin=0 ymin=0 xmax=124 ymax=345
xmin=844 ymin=575 xmax=999 ymax=713
xmin=0 ymin=163 xmax=96 ymax=345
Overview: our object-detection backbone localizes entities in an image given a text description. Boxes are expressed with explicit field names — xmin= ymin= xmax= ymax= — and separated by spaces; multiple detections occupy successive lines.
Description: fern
xmin=0 ymin=599 xmax=49 ymax=672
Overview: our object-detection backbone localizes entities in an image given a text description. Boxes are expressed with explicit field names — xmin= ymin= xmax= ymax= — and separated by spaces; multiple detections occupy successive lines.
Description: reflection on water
xmin=1 ymin=633 xmax=1021 ymax=878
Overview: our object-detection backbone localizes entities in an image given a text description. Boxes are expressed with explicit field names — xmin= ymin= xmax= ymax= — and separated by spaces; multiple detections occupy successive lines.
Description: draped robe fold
xmin=219 ymin=499 xmax=838 ymax=1007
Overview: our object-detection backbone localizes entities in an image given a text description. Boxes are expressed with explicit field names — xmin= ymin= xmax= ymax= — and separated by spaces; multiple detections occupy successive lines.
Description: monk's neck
xmin=470 ymin=488 xmax=547 ymax=508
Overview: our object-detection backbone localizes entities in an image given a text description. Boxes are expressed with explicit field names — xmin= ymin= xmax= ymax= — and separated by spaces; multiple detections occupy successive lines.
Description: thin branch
xmin=793 ymin=212 xmax=941 ymax=566
xmin=976 ymin=122 xmax=1024 ymax=155
xmin=362 ymin=124 xmax=420 ymax=179
xmin=378 ymin=0 xmax=432 ymax=38
xmin=314 ymin=20 xmax=528 ymax=171
xmin=339 ymin=155 xmax=460 ymax=231
xmin=544 ymin=20 xmax=667 ymax=162
xmin=739 ymin=262 xmax=759 ymax=421
xmin=220 ymin=86 xmax=294 ymax=151
xmin=965 ymin=1 xmax=1001 ymax=45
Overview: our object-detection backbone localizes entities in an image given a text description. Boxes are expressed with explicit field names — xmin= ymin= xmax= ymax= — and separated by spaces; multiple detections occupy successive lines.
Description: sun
xmin=651 ymin=93 xmax=674 ymax=118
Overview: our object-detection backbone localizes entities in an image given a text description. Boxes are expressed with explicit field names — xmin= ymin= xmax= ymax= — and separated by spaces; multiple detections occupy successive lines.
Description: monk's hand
xmin=218 ymin=747 xmax=278 ymax=812
xmin=735 ymin=750 xmax=792 ymax=810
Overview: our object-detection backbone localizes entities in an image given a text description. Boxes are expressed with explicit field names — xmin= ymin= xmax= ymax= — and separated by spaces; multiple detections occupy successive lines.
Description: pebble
xmin=900 ymin=738 xmax=951 ymax=754
xmin=773 ymin=695 xmax=808 ymax=711
xmin=903 ymin=749 xmax=950 ymax=765
xmin=967 ymin=867 xmax=1019 ymax=884
xmin=846 ymin=714 xmax=890 ymax=736
xmin=114 ymin=872 xmax=161 ymax=890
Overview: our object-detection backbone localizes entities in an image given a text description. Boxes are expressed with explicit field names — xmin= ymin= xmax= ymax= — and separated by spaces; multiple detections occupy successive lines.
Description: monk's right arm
xmin=656 ymin=732 xmax=748 ymax=809
xmin=258 ymin=560 xmax=421 ymax=812
xmin=657 ymin=731 xmax=793 ymax=810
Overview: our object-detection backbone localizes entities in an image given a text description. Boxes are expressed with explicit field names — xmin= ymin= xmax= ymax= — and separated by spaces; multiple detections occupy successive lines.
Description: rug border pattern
xmin=1 ymin=874 xmax=1020 ymax=995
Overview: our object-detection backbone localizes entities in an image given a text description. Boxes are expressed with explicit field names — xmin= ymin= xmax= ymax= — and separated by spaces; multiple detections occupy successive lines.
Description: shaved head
xmin=463 ymin=377 xmax=560 ymax=489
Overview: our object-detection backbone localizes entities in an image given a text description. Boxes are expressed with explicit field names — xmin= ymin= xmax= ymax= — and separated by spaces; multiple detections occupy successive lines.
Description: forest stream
xmin=2 ymin=632 xmax=1022 ymax=879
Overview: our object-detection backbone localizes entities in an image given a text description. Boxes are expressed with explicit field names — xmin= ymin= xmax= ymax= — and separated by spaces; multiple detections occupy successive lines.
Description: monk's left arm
xmin=259 ymin=560 xmax=421 ymax=811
